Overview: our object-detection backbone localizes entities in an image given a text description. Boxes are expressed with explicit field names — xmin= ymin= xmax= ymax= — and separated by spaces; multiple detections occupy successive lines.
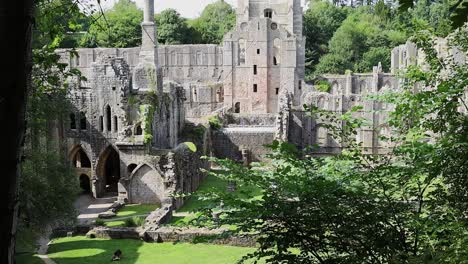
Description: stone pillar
xmin=133 ymin=0 xmax=162 ymax=95
xmin=141 ymin=0 xmax=155 ymax=53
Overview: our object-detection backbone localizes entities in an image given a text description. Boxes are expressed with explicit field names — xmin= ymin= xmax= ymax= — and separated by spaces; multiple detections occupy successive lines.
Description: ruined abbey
xmin=57 ymin=0 xmax=465 ymax=210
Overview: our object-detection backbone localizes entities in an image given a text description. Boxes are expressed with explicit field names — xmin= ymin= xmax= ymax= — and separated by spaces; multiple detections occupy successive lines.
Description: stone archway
xmin=128 ymin=164 xmax=164 ymax=204
xmin=70 ymin=145 xmax=94 ymax=196
xmin=96 ymin=146 xmax=121 ymax=196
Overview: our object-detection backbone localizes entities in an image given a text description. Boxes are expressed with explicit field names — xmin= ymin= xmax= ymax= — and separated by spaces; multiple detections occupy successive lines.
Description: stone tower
xmin=223 ymin=0 xmax=306 ymax=113
xmin=133 ymin=0 xmax=163 ymax=94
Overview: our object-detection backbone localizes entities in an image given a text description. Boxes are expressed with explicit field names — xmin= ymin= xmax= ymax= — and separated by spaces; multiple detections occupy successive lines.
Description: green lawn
xmin=104 ymin=204 xmax=159 ymax=227
xmin=168 ymin=175 xmax=262 ymax=227
xmin=48 ymin=236 xmax=261 ymax=264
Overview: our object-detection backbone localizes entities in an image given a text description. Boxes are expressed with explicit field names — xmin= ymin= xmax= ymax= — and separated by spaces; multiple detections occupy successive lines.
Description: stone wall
xmin=211 ymin=127 xmax=275 ymax=161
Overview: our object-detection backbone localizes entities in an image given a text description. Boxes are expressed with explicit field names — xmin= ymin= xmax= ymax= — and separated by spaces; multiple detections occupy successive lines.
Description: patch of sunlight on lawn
xmin=48 ymin=248 xmax=105 ymax=258
xmin=48 ymin=236 xmax=263 ymax=264
xmin=116 ymin=204 xmax=159 ymax=217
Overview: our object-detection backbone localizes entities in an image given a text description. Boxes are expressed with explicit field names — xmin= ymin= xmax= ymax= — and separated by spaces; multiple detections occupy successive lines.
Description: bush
xmin=314 ymin=80 xmax=331 ymax=92
xmin=94 ymin=218 xmax=105 ymax=227
xmin=208 ymin=115 xmax=222 ymax=130
xmin=123 ymin=216 xmax=145 ymax=227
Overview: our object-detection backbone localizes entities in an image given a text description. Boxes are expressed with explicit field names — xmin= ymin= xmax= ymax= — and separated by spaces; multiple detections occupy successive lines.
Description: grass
xmin=104 ymin=204 xmax=159 ymax=227
xmin=167 ymin=175 xmax=262 ymax=227
xmin=15 ymin=253 xmax=43 ymax=264
xmin=15 ymin=229 xmax=44 ymax=264
xmin=48 ymin=236 xmax=262 ymax=264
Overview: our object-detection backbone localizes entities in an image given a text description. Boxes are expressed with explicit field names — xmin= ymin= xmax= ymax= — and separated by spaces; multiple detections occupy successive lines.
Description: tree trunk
xmin=0 ymin=0 xmax=34 ymax=263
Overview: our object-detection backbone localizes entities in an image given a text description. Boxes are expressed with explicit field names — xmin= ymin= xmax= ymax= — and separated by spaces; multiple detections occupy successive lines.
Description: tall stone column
xmin=133 ymin=0 xmax=162 ymax=95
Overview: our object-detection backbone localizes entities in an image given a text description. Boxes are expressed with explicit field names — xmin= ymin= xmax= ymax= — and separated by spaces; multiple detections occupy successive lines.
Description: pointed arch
xmin=69 ymin=145 xmax=92 ymax=168
xmin=96 ymin=145 xmax=121 ymax=194
xmin=128 ymin=163 xmax=165 ymax=204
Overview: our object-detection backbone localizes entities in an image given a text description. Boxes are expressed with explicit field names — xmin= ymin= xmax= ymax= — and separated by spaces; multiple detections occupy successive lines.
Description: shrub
xmin=133 ymin=216 xmax=146 ymax=227
xmin=123 ymin=216 xmax=145 ymax=227
xmin=314 ymin=80 xmax=331 ymax=92
xmin=94 ymin=218 xmax=105 ymax=227
xmin=123 ymin=217 xmax=136 ymax=227
xmin=208 ymin=115 xmax=222 ymax=130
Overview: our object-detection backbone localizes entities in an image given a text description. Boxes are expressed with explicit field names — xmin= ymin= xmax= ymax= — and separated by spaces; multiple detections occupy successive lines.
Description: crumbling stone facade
xmin=60 ymin=0 xmax=207 ymax=208
xmin=58 ymin=0 xmax=466 ymax=209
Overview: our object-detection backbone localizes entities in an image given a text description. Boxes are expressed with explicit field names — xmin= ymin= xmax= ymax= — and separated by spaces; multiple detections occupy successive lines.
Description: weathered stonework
xmin=56 ymin=1 xmax=466 ymax=229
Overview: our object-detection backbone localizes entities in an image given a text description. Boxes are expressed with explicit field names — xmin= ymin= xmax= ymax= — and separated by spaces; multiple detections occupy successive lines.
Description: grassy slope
xmin=48 ymin=236 xmax=260 ymax=264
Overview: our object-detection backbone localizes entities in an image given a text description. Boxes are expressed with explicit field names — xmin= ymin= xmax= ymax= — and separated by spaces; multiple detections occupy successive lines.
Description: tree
xmin=156 ymin=9 xmax=191 ymax=44
xmin=80 ymin=0 xmax=142 ymax=48
xmin=303 ymin=0 xmax=349 ymax=79
xmin=314 ymin=6 xmax=406 ymax=75
xmin=398 ymin=0 xmax=467 ymax=29
xmin=192 ymin=25 xmax=468 ymax=263
xmin=189 ymin=0 xmax=235 ymax=44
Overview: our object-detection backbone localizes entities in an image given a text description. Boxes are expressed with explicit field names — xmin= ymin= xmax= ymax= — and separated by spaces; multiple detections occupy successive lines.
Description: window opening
xmin=106 ymin=106 xmax=111 ymax=131
xmin=80 ymin=112 xmax=86 ymax=130
xmin=70 ymin=113 xmax=76 ymax=129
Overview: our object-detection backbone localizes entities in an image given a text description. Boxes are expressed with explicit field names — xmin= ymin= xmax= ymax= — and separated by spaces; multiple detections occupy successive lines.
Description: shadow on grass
xmin=47 ymin=236 xmax=260 ymax=264
xmin=47 ymin=236 xmax=143 ymax=264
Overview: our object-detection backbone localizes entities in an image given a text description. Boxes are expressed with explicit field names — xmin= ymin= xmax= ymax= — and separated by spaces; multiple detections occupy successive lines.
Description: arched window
xmin=80 ymin=112 xmax=87 ymax=130
xmin=114 ymin=116 xmax=118 ymax=132
xmin=264 ymin=9 xmax=272 ymax=18
xmin=105 ymin=105 xmax=111 ymax=131
xmin=234 ymin=102 xmax=241 ymax=113
xmin=72 ymin=148 xmax=91 ymax=168
xmin=135 ymin=124 xmax=143 ymax=135
xmin=70 ymin=113 xmax=76 ymax=129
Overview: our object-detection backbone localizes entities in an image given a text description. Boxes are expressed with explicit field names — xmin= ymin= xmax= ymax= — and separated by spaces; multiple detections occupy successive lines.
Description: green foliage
xmin=398 ymin=0 xmax=467 ymax=29
xmin=314 ymin=8 xmax=403 ymax=74
xmin=356 ymin=46 xmax=391 ymax=72
xmin=183 ymin=142 xmax=198 ymax=153
xmin=208 ymin=115 xmax=222 ymax=130
xmin=189 ymin=0 xmax=235 ymax=44
xmin=80 ymin=0 xmax=143 ymax=48
xmin=123 ymin=216 xmax=145 ymax=227
xmin=194 ymin=26 xmax=468 ymax=263
xmin=94 ymin=218 xmax=105 ymax=227
xmin=314 ymin=79 xmax=332 ymax=92
xmin=303 ymin=1 xmax=349 ymax=76
xmin=139 ymin=104 xmax=155 ymax=145
xmin=156 ymin=9 xmax=192 ymax=44
xmin=33 ymin=0 xmax=91 ymax=49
